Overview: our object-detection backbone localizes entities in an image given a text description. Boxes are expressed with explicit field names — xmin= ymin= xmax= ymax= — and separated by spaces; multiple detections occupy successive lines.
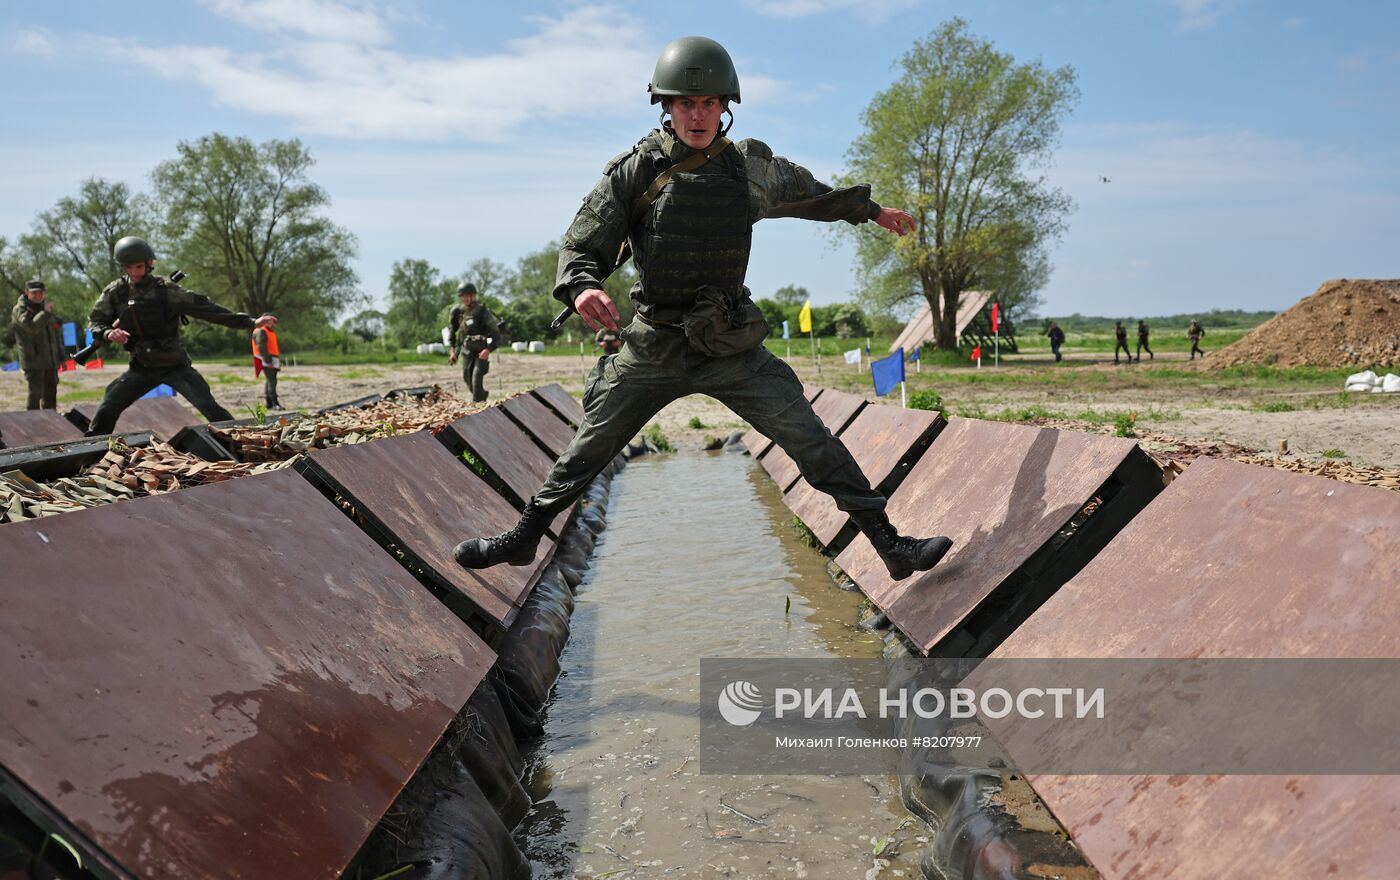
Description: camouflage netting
xmin=1 ymin=441 xmax=293 ymax=524
xmin=1209 ymin=278 xmax=1400 ymax=368
xmin=212 ymin=385 xmax=487 ymax=462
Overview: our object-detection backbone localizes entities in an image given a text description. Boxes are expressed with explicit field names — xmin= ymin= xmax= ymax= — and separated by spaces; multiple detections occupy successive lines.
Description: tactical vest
xmin=253 ymin=327 xmax=280 ymax=357
xmin=637 ymin=137 xmax=751 ymax=317
xmin=115 ymin=279 xmax=182 ymax=341
xmin=455 ymin=304 xmax=491 ymax=348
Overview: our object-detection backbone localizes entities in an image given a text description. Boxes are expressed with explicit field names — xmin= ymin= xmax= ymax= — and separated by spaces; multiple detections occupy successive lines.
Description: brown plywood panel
xmin=532 ymin=383 xmax=584 ymax=427
xmin=444 ymin=407 xmax=570 ymax=536
xmin=0 ymin=469 xmax=491 ymax=880
xmin=0 ymin=410 xmax=83 ymax=448
xmin=785 ymin=405 xmax=944 ymax=547
xmin=502 ymin=393 xmax=576 ymax=459
xmin=759 ymin=388 xmax=868 ymax=494
xmin=743 ymin=385 xmax=823 ymax=460
xmin=302 ymin=431 xmax=552 ymax=627
xmin=988 ymin=457 xmax=1400 ymax=880
xmin=78 ymin=397 xmax=201 ymax=440
xmin=835 ymin=418 xmax=1139 ymax=654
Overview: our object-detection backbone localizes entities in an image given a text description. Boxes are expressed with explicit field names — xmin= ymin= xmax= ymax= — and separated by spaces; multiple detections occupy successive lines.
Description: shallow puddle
xmin=518 ymin=451 xmax=922 ymax=879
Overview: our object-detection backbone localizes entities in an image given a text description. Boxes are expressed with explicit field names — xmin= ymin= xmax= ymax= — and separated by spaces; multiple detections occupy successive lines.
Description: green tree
xmin=841 ymin=19 xmax=1077 ymax=348
xmin=34 ymin=177 xmax=152 ymax=295
xmin=771 ymin=284 xmax=810 ymax=308
xmin=152 ymin=133 xmax=360 ymax=337
xmin=386 ymin=258 xmax=453 ymax=346
xmin=458 ymin=257 xmax=510 ymax=301
xmin=342 ymin=309 xmax=386 ymax=342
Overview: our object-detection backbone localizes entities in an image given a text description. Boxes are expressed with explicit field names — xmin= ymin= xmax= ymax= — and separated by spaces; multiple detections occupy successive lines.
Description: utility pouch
xmin=129 ymin=337 xmax=187 ymax=368
xmin=681 ymin=286 xmax=770 ymax=358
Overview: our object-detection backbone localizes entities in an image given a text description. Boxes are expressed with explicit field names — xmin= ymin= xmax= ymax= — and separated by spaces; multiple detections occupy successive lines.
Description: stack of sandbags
xmin=1343 ymin=369 xmax=1400 ymax=393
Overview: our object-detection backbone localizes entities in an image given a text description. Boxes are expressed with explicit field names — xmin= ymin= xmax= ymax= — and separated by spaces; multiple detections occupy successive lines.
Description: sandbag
xmin=1345 ymin=383 xmax=1374 ymax=393
xmin=452 ymin=685 xmax=532 ymax=827
xmin=1384 ymin=373 xmax=1400 ymax=393
xmin=1345 ymin=370 xmax=1378 ymax=388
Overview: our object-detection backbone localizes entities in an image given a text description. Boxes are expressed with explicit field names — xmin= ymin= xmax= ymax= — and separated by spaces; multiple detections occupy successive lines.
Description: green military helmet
xmin=457 ymin=282 xmax=477 ymax=296
xmin=112 ymin=236 xmax=156 ymax=265
xmin=648 ymin=36 xmax=740 ymax=104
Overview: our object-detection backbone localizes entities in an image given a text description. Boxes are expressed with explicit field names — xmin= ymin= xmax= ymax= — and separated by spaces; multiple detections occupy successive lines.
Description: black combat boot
xmin=850 ymin=510 xmax=953 ymax=581
xmin=453 ymin=500 xmax=552 ymax=569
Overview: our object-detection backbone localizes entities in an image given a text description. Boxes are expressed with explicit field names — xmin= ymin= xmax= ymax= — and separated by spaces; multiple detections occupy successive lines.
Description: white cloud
xmin=1163 ymin=0 xmax=1242 ymax=31
xmin=13 ymin=29 xmax=55 ymax=58
xmin=71 ymin=5 xmax=654 ymax=141
xmin=745 ymin=0 xmax=923 ymax=24
xmin=201 ymin=0 xmax=392 ymax=44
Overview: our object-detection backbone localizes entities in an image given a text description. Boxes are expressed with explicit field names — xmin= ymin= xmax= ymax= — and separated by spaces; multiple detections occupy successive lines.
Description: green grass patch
xmin=644 ymin=423 xmax=675 ymax=452
xmin=339 ymin=367 xmax=385 ymax=380
xmin=461 ymin=449 xmax=487 ymax=476
xmin=908 ymin=389 xmax=944 ymax=412
xmin=1321 ymin=448 xmax=1347 ymax=459
xmin=790 ymin=516 xmax=819 ymax=548
xmin=59 ymin=387 xmax=108 ymax=402
xmin=1252 ymin=400 xmax=1296 ymax=413
xmin=688 ymin=416 xmax=707 ymax=429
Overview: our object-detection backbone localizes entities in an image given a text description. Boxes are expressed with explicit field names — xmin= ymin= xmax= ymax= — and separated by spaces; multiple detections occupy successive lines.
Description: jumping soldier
xmin=448 ymin=282 xmax=501 ymax=403
xmin=452 ymin=36 xmax=952 ymax=581
xmin=85 ymin=236 xmax=275 ymax=436
xmin=11 ymin=279 xmax=65 ymax=409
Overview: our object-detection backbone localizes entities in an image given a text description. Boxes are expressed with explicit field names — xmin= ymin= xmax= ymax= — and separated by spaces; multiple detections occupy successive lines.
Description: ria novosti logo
xmin=717 ymin=680 xmax=765 ymax=726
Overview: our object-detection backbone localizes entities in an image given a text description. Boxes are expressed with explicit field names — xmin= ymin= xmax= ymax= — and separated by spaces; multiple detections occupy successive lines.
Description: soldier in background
xmin=1136 ymin=320 xmax=1153 ymax=361
xmin=85 ymin=236 xmax=275 ymax=436
xmin=1045 ymin=320 xmax=1065 ymax=362
xmin=11 ymin=279 xmax=64 ymax=409
xmin=1188 ymin=320 xmax=1206 ymax=360
xmin=1113 ymin=320 xmax=1132 ymax=364
xmin=596 ymin=326 xmax=622 ymax=354
xmin=252 ymin=312 xmax=283 ymax=410
xmin=447 ymin=282 xmax=501 ymax=403
xmin=453 ymin=36 xmax=952 ymax=583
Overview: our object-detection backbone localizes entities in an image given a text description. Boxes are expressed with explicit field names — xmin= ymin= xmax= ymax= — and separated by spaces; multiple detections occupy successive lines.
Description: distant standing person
xmin=1188 ymin=320 xmax=1206 ymax=360
xmin=1136 ymin=320 xmax=1153 ymax=361
xmin=448 ymin=282 xmax=501 ymax=403
xmin=1113 ymin=321 xmax=1132 ymax=364
xmin=11 ymin=279 xmax=64 ymax=410
xmin=596 ymin=326 xmax=622 ymax=355
xmin=1045 ymin=320 xmax=1065 ymax=362
xmin=85 ymin=236 xmax=275 ymax=436
xmin=252 ymin=313 xmax=283 ymax=410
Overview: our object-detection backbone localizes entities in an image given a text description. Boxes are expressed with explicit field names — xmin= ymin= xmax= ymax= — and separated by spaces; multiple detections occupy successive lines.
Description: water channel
xmin=518 ymin=450 xmax=923 ymax=879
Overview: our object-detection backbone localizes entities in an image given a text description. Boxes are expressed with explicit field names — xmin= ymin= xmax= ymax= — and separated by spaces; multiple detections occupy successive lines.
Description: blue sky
xmin=4 ymin=1 xmax=1397 ymax=319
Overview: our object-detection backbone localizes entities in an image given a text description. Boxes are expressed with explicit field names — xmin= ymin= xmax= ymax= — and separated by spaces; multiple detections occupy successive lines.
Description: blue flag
xmin=1 ymin=361 xmax=18 ymax=372
xmin=141 ymin=384 xmax=176 ymax=399
xmin=871 ymin=348 xmax=905 ymax=397
xmin=781 ymin=320 xmax=790 ymax=340
xmin=85 ymin=328 xmax=93 ymax=347
xmin=62 ymin=322 xmax=78 ymax=347
xmin=909 ymin=347 xmax=921 ymax=362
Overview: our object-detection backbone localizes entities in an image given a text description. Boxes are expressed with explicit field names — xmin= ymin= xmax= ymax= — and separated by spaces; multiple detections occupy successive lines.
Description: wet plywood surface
xmin=77 ymin=397 xmax=201 ymax=441
xmin=502 ymin=393 xmax=576 ymax=459
xmin=0 ymin=468 xmax=491 ymax=880
xmin=301 ymin=431 xmax=552 ymax=626
xmin=989 ymin=457 xmax=1400 ymax=880
xmin=445 ymin=407 xmax=569 ymax=535
xmin=785 ymin=405 xmax=944 ymax=547
xmin=533 ymin=383 xmax=584 ymax=427
xmin=0 ymin=410 xmax=83 ymax=448
xmin=758 ymin=388 xmax=868 ymax=494
xmin=835 ymin=418 xmax=1139 ymax=654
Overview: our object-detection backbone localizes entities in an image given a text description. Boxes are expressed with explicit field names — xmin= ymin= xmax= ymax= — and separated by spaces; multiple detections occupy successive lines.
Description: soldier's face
xmin=669 ymin=95 xmax=723 ymax=149
xmin=24 ymin=288 xmax=44 ymax=303
xmin=460 ymin=293 xmax=475 ymax=308
xmin=124 ymin=262 xmax=149 ymax=282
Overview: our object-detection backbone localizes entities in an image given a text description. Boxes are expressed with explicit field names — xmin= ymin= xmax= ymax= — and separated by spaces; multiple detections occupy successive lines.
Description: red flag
xmin=59 ymin=358 xmax=77 ymax=372
xmin=991 ymin=302 xmax=1000 ymax=334
xmin=253 ymin=356 xmax=263 ymax=378
xmin=84 ymin=358 xmax=104 ymax=370
xmin=970 ymin=345 xmax=982 ymax=361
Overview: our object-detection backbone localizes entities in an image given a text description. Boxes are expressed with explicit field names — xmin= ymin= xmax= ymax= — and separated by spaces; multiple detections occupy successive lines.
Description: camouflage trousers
xmin=462 ymin=347 xmax=490 ymax=402
xmin=533 ymin=317 xmax=886 ymax=516
xmin=86 ymin=362 xmax=233 ymax=436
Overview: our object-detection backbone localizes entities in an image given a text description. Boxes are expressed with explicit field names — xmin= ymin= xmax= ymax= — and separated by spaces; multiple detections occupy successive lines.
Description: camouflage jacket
xmin=11 ymin=296 xmax=66 ymax=371
xmin=448 ymin=302 xmax=501 ymax=352
xmin=89 ymin=274 xmax=254 ymax=364
xmin=554 ymin=128 xmax=882 ymax=315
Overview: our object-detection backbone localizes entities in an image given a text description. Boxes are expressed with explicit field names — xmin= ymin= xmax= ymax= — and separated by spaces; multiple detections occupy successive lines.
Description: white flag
xmin=844 ymin=349 xmax=861 ymax=365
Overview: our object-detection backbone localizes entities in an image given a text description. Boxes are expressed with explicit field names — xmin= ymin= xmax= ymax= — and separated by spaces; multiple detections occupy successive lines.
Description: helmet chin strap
xmin=719 ymin=107 xmax=734 ymax=137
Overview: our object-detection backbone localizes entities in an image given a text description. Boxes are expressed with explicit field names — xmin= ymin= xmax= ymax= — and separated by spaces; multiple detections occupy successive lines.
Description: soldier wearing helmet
xmin=447 ymin=281 xmax=501 ymax=403
xmin=84 ymin=235 xmax=277 ymax=435
xmin=454 ymin=37 xmax=953 ymax=582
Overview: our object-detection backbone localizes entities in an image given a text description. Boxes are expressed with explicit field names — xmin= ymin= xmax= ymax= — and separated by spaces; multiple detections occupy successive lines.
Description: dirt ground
xmin=3 ymin=348 xmax=1396 ymax=467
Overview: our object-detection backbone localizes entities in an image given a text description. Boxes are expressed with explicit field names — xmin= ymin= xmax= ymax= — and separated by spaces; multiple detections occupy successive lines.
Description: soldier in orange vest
xmin=252 ymin=313 xmax=282 ymax=409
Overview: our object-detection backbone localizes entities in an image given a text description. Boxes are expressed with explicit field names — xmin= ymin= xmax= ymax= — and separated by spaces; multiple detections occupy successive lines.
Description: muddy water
xmin=518 ymin=452 xmax=923 ymax=879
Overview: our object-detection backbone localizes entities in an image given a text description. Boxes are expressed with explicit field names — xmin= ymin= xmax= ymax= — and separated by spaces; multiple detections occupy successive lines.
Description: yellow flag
xmin=798 ymin=299 xmax=813 ymax=334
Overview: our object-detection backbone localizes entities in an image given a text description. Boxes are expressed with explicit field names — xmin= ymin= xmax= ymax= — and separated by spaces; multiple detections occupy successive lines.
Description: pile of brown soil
xmin=1209 ymin=279 xmax=1400 ymax=368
